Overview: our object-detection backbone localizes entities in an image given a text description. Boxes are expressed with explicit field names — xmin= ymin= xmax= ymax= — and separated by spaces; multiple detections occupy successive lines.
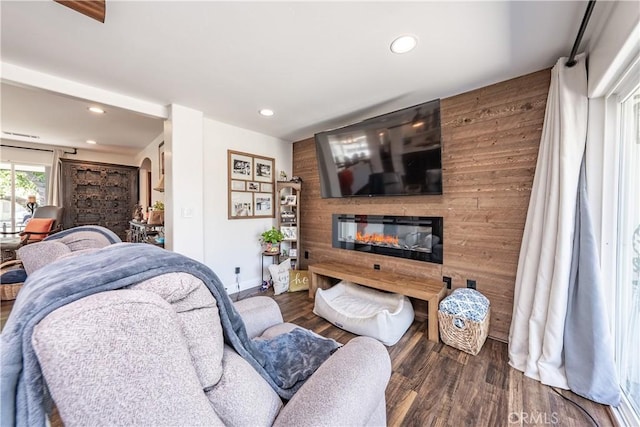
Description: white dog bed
xmin=313 ymin=281 xmax=414 ymax=346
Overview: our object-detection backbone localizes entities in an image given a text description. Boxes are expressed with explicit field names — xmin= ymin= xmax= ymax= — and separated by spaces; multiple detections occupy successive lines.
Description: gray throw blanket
xmin=1 ymin=243 xmax=340 ymax=426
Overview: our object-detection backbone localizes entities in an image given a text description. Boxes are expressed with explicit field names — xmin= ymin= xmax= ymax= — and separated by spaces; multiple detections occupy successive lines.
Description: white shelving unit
xmin=276 ymin=181 xmax=301 ymax=270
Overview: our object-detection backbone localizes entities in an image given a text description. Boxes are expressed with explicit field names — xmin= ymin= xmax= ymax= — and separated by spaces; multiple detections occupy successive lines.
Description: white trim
xmin=600 ymin=95 xmax=622 ymax=320
xmin=606 ymin=55 xmax=640 ymax=99
xmin=589 ymin=14 xmax=640 ymax=97
xmin=1 ymin=62 xmax=169 ymax=120
xmin=613 ymin=384 xmax=640 ymax=427
xmin=600 ymin=55 xmax=640 ymax=326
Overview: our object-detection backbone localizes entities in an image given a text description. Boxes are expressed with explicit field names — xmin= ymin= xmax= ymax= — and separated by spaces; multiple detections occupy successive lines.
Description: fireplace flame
xmin=356 ymin=231 xmax=399 ymax=246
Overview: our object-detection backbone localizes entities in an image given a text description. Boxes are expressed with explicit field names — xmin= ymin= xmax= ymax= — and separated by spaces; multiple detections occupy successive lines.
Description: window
xmin=598 ymin=53 xmax=640 ymax=425
xmin=0 ymin=163 xmax=47 ymax=232
xmin=614 ymin=83 xmax=640 ymax=424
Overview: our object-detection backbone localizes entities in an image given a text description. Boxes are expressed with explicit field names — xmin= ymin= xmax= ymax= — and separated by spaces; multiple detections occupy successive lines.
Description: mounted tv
xmin=315 ymin=99 xmax=442 ymax=198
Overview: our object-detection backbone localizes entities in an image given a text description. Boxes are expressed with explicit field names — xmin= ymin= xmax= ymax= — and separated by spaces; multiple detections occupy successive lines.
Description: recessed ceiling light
xmin=86 ymin=140 xmax=97 ymax=145
xmin=259 ymin=109 xmax=275 ymax=117
xmin=88 ymin=106 xmax=105 ymax=114
xmin=390 ymin=35 xmax=418 ymax=54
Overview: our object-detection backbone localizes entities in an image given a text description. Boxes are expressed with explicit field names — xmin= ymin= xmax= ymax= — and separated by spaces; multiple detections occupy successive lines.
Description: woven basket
xmin=0 ymin=259 xmax=25 ymax=301
xmin=438 ymin=308 xmax=490 ymax=355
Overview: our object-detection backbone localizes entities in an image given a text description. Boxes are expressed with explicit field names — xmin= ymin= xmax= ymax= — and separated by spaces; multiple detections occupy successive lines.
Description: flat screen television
xmin=315 ymin=99 xmax=442 ymax=198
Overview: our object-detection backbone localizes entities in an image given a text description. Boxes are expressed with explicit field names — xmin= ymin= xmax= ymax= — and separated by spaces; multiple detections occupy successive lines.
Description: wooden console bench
xmin=308 ymin=261 xmax=447 ymax=343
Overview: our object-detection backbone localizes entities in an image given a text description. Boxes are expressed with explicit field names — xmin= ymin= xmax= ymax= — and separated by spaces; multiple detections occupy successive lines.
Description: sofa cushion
xmin=17 ymin=241 xmax=71 ymax=275
xmin=44 ymin=225 xmax=122 ymax=250
xmin=234 ymin=296 xmax=284 ymax=339
xmin=129 ymin=272 xmax=224 ymax=389
xmin=206 ymin=345 xmax=283 ymax=426
xmin=18 ymin=226 xmax=122 ymax=276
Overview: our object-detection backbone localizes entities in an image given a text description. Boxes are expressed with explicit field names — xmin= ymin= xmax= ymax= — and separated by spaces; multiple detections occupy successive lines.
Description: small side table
xmin=129 ymin=221 xmax=164 ymax=247
xmin=1 ymin=236 xmax=22 ymax=263
xmin=261 ymin=251 xmax=280 ymax=288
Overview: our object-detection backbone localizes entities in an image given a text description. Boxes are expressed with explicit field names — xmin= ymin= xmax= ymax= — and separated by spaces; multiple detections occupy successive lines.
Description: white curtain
xmin=46 ymin=149 xmax=64 ymax=206
xmin=508 ymin=55 xmax=588 ymax=388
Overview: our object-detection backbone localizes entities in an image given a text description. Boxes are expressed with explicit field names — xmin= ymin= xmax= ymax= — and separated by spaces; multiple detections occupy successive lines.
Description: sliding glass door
xmin=0 ymin=162 xmax=47 ymax=232
xmin=614 ymin=81 xmax=640 ymax=424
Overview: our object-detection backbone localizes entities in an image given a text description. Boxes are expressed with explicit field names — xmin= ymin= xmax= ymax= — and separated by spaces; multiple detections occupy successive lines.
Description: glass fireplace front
xmin=332 ymin=214 xmax=443 ymax=264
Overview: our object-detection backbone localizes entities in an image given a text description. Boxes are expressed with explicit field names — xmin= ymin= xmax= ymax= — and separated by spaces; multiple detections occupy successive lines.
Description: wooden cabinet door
xmin=60 ymin=159 xmax=139 ymax=241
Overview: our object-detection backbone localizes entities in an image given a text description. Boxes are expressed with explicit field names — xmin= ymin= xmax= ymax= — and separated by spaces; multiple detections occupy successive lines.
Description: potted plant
xmin=261 ymin=227 xmax=284 ymax=253
xmin=148 ymin=201 xmax=165 ymax=225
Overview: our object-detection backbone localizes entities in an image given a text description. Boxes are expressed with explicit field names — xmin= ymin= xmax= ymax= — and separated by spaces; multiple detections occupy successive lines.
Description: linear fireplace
xmin=332 ymin=214 xmax=443 ymax=264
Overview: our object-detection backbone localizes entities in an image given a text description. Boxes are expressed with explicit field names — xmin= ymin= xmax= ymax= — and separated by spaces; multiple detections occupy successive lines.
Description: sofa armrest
xmin=274 ymin=336 xmax=391 ymax=427
xmin=233 ymin=296 xmax=284 ymax=339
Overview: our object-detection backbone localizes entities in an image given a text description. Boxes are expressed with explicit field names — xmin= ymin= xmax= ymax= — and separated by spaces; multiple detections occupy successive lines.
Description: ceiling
xmin=1 ymin=1 xmax=598 ymax=154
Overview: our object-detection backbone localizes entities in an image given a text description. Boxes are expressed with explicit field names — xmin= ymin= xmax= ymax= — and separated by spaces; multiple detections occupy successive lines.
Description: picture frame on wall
xmin=230 ymin=191 xmax=253 ymax=217
xmin=229 ymin=152 xmax=253 ymax=181
xmin=227 ymin=150 xmax=275 ymax=220
xmin=280 ymin=226 xmax=297 ymax=241
xmin=231 ymin=180 xmax=245 ymax=191
xmin=254 ymin=157 xmax=273 ymax=183
xmin=158 ymin=141 xmax=165 ymax=175
xmin=254 ymin=192 xmax=273 ymax=217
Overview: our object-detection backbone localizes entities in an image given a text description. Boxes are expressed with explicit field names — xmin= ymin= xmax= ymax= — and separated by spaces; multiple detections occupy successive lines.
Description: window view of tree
xmin=0 ymin=163 xmax=47 ymax=232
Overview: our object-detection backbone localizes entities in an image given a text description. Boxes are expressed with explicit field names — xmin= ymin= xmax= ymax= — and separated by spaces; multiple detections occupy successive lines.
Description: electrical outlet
xmin=467 ymin=279 xmax=476 ymax=290
xmin=235 ymin=267 xmax=240 ymax=274
xmin=304 ymin=251 xmax=309 ymax=259
xmin=443 ymin=276 xmax=452 ymax=289
xmin=374 ymin=264 xmax=380 ymax=270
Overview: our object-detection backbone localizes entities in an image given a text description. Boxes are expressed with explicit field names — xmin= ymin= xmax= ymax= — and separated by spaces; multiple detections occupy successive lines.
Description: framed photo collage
xmin=228 ymin=150 xmax=275 ymax=219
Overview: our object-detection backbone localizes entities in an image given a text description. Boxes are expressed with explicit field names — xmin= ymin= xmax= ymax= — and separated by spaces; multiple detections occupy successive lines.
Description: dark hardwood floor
xmin=266 ymin=289 xmax=616 ymax=427
xmin=2 ymin=290 xmax=617 ymax=427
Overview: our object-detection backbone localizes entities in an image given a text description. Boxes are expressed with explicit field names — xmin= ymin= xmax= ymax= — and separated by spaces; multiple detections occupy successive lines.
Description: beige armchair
xmin=30 ymin=275 xmax=391 ymax=426
xmin=1 ymin=205 xmax=64 ymax=247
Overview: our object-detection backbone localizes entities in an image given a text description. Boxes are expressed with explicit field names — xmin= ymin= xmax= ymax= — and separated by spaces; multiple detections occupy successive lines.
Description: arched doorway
xmin=139 ymin=157 xmax=152 ymax=211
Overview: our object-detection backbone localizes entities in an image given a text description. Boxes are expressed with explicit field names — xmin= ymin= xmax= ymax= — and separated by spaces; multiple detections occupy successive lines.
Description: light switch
xmin=182 ymin=207 xmax=194 ymax=218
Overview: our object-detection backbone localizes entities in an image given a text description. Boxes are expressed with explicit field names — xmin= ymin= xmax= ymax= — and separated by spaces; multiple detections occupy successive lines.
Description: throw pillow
xmin=268 ymin=259 xmax=291 ymax=295
xmin=0 ymin=267 xmax=27 ymax=284
xmin=288 ymin=270 xmax=310 ymax=292
xmin=17 ymin=241 xmax=71 ymax=275
xmin=23 ymin=218 xmax=55 ymax=241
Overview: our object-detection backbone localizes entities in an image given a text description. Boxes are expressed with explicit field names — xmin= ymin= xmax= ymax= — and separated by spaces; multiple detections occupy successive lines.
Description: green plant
xmin=152 ymin=201 xmax=165 ymax=211
xmin=260 ymin=227 xmax=284 ymax=244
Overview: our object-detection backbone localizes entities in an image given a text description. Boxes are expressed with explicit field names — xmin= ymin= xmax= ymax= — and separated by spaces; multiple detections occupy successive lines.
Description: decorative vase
xmin=264 ymin=242 xmax=280 ymax=253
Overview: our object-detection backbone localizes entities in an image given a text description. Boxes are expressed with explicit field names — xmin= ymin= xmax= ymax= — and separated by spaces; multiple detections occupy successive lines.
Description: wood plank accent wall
xmin=293 ymin=69 xmax=551 ymax=342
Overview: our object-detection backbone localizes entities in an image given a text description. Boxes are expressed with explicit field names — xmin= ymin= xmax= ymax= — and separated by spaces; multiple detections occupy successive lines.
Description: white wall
xmin=202 ymin=118 xmax=292 ymax=293
xmin=165 ymin=105 xmax=205 ymax=262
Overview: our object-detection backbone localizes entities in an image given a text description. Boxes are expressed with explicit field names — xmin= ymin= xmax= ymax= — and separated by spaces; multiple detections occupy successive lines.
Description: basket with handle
xmin=438 ymin=309 xmax=490 ymax=355
xmin=438 ymin=288 xmax=490 ymax=355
